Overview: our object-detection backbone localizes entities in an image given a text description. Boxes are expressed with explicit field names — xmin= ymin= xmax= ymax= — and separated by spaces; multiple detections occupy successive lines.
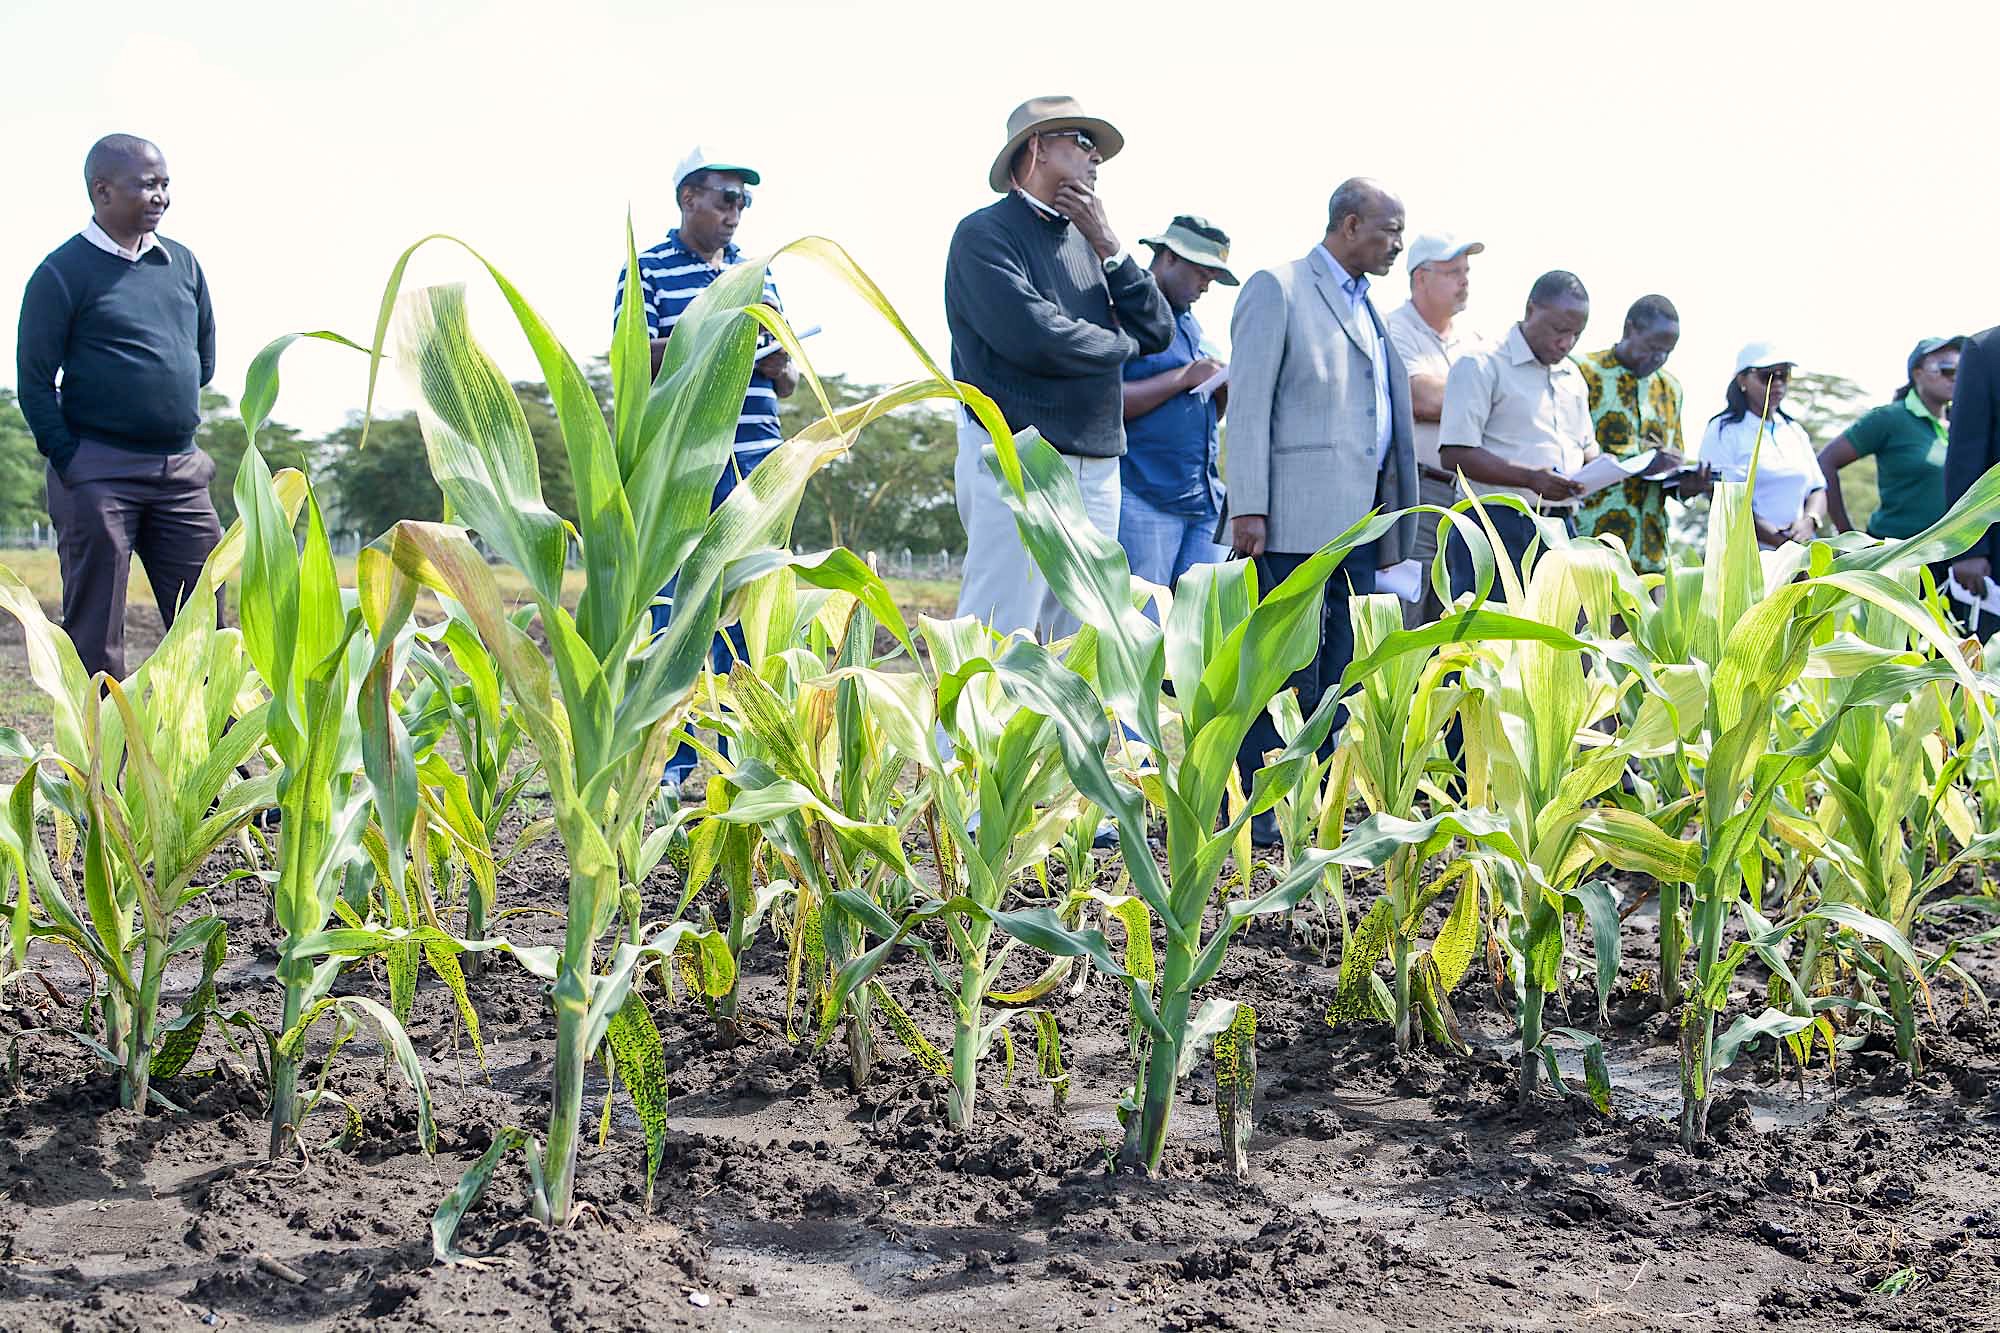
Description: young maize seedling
xmin=352 ymin=227 xmax=991 ymax=1222
xmin=1673 ymin=438 xmax=2000 ymax=1144
xmin=0 ymin=484 xmax=292 ymax=1111
xmin=821 ymin=612 xmax=1090 ymax=1129
xmin=225 ymin=336 xmax=476 ymax=1154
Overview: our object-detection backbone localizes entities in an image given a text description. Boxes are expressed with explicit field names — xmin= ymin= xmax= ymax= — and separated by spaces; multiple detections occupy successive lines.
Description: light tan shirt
xmin=1386 ymin=300 xmax=1479 ymax=467
xmin=1439 ymin=323 xmax=1599 ymax=508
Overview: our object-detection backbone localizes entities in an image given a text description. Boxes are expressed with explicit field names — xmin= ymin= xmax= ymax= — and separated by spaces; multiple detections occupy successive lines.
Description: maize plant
xmin=957 ymin=422 xmax=1432 ymax=1170
xmin=0 ymin=494 xmax=285 ymax=1111
xmin=351 ymin=227 xmax=1008 ymax=1223
xmin=1671 ymin=445 xmax=2000 ymax=1145
xmin=401 ymin=604 xmax=550 ymax=971
xmin=1444 ymin=498 xmax=1705 ymax=1103
xmin=1331 ymin=592 xmax=1483 ymax=1050
xmin=688 ymin=559 xmax=931 ymax=1050
xmin=822 ymin=612 xmax=1093 ymax=1130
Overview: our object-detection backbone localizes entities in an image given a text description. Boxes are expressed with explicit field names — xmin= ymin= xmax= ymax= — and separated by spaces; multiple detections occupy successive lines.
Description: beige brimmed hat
xmin=988 ymin=96 xmax=1124 ymax=193
xmin=1139 ymin=216 xmax=1239 ymax=285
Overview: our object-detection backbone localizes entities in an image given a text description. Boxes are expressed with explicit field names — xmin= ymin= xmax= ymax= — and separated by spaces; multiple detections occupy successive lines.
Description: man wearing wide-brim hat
xmin=945 ymin=95 xmax=1174 ymax=641
xmin=1116 ymin=216 xmax=1238 ymax=605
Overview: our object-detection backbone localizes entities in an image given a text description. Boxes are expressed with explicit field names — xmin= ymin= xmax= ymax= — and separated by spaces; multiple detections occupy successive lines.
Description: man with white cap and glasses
xmin=1696 ymin=341 xmax=1825 ymax=549
xmin=1116 ymin=215 xmax=1238 ymax=603
xmin=945 ymin=96 xmax=1175 ymax=640
xmin=615 ymin=145 xmax=798 ymax=795
xmin=1386 ymin=231 xmax=1483 ymax=617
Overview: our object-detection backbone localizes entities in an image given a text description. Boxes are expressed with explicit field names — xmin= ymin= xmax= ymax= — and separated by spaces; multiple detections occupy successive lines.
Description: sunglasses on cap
xmin=1040 ymin=129 xmax=1098 ymax=155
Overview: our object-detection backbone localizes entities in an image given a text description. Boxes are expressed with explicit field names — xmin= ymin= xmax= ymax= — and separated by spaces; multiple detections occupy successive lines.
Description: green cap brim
xmin=1140 ymin=235 xmax=1239 ymax=285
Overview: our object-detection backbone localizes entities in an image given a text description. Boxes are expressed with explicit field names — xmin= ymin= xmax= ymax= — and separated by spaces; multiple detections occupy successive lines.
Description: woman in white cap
xmin=1697 ymin=342 xmax=1825 ymax=547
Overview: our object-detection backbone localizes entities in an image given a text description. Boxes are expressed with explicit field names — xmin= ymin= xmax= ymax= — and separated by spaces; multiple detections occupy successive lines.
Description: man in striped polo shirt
xmin=614 ymin=144 xmax=798 ymax=795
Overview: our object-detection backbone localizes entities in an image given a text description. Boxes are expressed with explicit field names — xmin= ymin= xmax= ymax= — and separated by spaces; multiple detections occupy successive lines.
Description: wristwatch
xmin=1102 ymin=250 xmax=1129 ymax=273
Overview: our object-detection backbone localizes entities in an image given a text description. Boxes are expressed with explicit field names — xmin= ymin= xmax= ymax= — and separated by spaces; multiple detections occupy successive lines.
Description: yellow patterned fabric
xmin=1571 ymin=347 xmax=1684 ymax=573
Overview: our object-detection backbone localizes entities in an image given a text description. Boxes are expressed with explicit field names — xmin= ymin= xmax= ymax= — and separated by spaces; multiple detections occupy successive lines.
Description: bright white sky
xmin=5 ymin=0 xmax=1997 ymax=447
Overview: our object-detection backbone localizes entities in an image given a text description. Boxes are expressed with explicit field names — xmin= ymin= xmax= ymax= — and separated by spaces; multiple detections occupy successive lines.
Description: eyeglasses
xmin=1746 ymin=365 xmax=1791 ymax=382
xmin=1040 ymin=129 xmax=1098 ymax=155
xmin=1927 ymin=364 xmax=1959 ymax=379
xmin=701 ymin=185 xmax=753 ymax=211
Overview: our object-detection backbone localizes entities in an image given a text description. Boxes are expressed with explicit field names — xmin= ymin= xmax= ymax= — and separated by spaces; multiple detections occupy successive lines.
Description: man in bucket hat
xmin=1117 ymin=215 xmax=1239 ymax=604
xmin=945 ymin=96 xmax=1174 ymax=640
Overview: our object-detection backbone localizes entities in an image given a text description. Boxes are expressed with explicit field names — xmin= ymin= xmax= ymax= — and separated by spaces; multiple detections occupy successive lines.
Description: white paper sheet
xmin=1375 ymin=558 xmax=1424 ymax=604
xmin=1564 ymin=449 xmax=1658 ymax=498
xmin=1191 ymin=365 xmax=1229 ymax=402
xmin=1947 ymin=574 xmax=2000 ymax=620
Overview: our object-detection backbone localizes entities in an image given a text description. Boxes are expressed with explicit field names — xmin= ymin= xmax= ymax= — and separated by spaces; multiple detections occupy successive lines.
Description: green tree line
xmin=0 ymin=368 xmax=962 ymax=555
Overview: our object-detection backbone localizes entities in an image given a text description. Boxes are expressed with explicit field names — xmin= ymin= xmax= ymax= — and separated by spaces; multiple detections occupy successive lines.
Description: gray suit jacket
xmin=1222 ymin=247 xmax=1418 ymax=561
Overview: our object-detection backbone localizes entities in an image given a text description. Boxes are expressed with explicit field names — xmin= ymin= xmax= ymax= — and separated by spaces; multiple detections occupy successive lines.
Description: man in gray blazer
xmin=1225 ymin=177 xmax=1417 ymax=847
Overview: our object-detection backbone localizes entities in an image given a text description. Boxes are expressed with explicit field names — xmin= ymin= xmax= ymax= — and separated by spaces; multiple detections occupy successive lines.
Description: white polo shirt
xmin=1386 ymin=300 xmax=1480 ymax=468
xmin=1696 ymin=411 xmax=1825 ymax=529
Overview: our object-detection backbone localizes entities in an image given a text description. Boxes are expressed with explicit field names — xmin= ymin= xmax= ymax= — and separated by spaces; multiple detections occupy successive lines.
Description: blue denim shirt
xmin=1120 ymin=308 xmax=1223 ymax=518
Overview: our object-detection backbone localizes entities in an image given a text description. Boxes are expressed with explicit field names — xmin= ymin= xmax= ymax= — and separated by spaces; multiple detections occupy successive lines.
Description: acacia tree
xmin=785 ymin=373 xmax=959 ymax=555
xmin=0 ymin=391 xmax=46 ymax=530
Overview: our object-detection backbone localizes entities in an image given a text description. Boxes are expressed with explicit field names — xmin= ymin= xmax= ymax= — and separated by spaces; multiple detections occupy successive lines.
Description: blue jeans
xmin=1117 ymin=488 xmax=1225 ymax=620
xmin=653 ymin=445 xmax=774 ymax=785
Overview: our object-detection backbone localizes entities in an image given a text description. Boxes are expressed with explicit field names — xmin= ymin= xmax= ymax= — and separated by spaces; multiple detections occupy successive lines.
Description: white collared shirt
xmin=80 ymin=218 xmax=163 ymax=263
xmin=1311 ymin=246 xmax=1393 ymax=464
xmin=1439 ymin=323 xmax=1599 ymax=507
xmin=1696 ymin=411 xmax=1824 ymax=529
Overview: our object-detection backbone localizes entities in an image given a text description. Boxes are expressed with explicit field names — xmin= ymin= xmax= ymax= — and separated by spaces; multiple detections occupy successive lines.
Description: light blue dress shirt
xmin=1313 ymin=245 xmax=1394 ymax=465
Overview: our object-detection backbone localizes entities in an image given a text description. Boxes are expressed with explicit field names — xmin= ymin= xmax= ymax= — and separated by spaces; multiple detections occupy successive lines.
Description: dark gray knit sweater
xmin=944 ymin=191 xmax=1173 ymax=458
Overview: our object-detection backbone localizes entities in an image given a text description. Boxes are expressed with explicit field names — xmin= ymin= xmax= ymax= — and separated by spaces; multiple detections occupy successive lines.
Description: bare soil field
xmin=0 ymin=608 xmax=1997 ymax=1333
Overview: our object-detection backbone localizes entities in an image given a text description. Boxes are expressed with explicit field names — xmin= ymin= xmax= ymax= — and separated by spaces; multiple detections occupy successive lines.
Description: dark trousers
xmin=45 ymin=440 xmax=223 ymax=681
xmin=1446 ymin=505 xmax=1572 ymax=604
xmin=651 ymin=445 xmax=774 ymax=786
xmin=1236 ymin=541 xmax=1376 ymax=842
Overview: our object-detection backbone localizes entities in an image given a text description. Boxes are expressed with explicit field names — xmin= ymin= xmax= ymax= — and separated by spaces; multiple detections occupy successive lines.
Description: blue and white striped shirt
xmin=614 ymin=229 xmax=784 ymax=449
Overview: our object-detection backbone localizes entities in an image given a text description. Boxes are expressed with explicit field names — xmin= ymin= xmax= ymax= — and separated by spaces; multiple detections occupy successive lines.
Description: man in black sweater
xmin=946 ymin=96 xmax=1173 ymax=640
xmin=16 ymin=134 xmax=221 ymax=680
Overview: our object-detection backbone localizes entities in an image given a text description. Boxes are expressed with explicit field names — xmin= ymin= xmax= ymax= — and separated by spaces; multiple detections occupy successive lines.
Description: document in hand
xmin=1563 ymin=449 xmax=1658 ymax=498
xmin=1191 ymin=364 xmax=1229 ymax=401
xmin=1947 ymin=574 xmax=2000 ymax=621
xmin=1375 ymin=558 xmax=1424 ymax=604
xmin=753 ymin=324 xmax=823 ymax=355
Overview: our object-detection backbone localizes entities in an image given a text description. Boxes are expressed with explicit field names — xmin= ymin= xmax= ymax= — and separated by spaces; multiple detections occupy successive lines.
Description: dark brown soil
xmin=2 ymin=816 xmax=1997 ymax=1333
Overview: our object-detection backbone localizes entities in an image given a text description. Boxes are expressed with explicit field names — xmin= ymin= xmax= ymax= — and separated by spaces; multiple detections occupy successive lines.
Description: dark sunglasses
xmin=701 ymin=185 xmax=753 ymax=211
xmin=1041 ymin=129 xmax=1098 ymax=155
xmin=1929 ymin=364 xmax=1959 ymax=379
xmin=1747 ymin=364 xmax=1791 ymax=381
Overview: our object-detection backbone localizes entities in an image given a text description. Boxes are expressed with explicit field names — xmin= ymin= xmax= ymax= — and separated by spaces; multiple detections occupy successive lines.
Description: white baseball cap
xmin=1733 ymin=340 xmax=1796 ymax=374
xmin=672 ymin=145 xmax=761 ymax=191
xmin=1405 ymin=232 xmax=1485 ymax=272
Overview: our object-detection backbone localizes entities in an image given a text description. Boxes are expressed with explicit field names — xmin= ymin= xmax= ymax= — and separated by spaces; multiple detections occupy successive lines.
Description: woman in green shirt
xmin=1819 ymin=336 xmax=1962 ymax=537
